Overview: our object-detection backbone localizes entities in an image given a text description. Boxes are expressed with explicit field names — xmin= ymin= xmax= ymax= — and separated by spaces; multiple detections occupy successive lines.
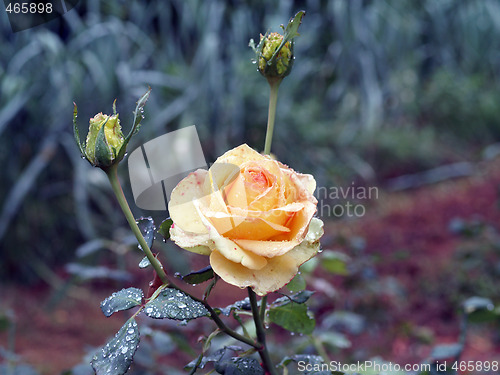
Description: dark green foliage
xmin=91 ymin=318 xmax=140 ymax=375
xmin=100 ymin=287 xmax=144 ymax=317
xmin=157 ymin=218 xmax=173 ymax=241
xmin=143 ymin=288 xmax=209 ymax=320
xmin=136 ymin=217 xmax=155 ymax=251
xmin=180 ymin=266 xmax=214 ymax=285
xmin=215 ymin=357 xmax=265 ymax=375
xmin=268 ymin=301 xmax=315 ymax=334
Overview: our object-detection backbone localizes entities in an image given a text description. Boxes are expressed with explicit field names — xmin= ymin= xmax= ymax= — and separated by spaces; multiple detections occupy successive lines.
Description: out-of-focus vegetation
xmin=1 ymin=0 xmax=500 ymax=283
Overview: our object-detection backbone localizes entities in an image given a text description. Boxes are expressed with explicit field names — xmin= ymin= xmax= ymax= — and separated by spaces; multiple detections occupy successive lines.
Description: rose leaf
xmin=286 ymin=273 xmax=306 ymax=292
xmin=136 ymin=217 xmax=155 ymax=251
xmin=144 ymin=288 xmax=209 ymax=321
xmin=158 ymin=217 xmax=173 ymax=241
xmin=180 ymin=266 xmax=214 ymax=285
xmin=91 ymin=318 xmax=140 ymax=375
xmin=268 ymin=302 xmax=315 ymax=334
xmin=100 ymin=288 xmax=144 ymax=317
xmin=215 ymin=357 xmax=265 ymax=375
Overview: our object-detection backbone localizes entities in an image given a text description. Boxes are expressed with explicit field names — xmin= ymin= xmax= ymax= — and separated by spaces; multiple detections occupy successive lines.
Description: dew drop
xmin=178 ymin=302 xmax=187 ymax=308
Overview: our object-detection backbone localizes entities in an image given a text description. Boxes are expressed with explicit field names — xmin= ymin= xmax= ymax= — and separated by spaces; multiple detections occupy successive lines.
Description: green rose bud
xmin=258 ymin=32 xmax=292 ymax=77
xmin=85 ymin=112 xmax=124 ymax=167
xmin=73 ymin=88 xmax=151 ymax=171
xmin=249 ymin=11 xmax=305 ymax=82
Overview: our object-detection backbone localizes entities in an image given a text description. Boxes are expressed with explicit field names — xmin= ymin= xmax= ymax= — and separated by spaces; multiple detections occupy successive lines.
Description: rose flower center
xmin=245 ymin=168 xmax=271 ymax=189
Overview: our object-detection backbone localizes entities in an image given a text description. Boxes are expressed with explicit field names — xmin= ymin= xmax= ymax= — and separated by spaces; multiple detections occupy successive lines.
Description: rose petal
xmin=276 ymin=161 xmax=316 ymax=196
xmin=232 ymin=238 xmax=298 ymax=258
xmin=170 ymin=224 xmax=212 ymax=255
xmin=270 ymin=200 xmax=317 ymax=242
xmin=210 ymin=219 xmax=323 ymax=295
xmin=228 ymin=203 xmax=303 ymax=229
xmin=195 ymin=204 xmax=268 ymax=270
xmin=204 ymin=211 xmax=290 ymax=240
xmin=168 ymin=170 xmax=209 ymax=234
xmin=222 ymin=172 xmax=248 ymax=209
xmin=209 ymin=234 xmax=267 ymax=270
xmin=215 ymin=144 xmax=268 ymax=165
xmin=231 ymin=211 xmax=323 ymax=258
xmin=296 ymin=172 xmax=316 ymax=195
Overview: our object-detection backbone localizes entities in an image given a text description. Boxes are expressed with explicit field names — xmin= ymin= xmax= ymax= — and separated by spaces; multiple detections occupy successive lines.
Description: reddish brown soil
xmin=2 ymin=159 xmax=500 ymax=374
xmin=322 ymin=158 xmax=500 ymax=367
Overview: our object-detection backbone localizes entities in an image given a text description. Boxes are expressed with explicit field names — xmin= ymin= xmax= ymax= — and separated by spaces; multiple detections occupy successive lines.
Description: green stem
xmin=263 ymin=78 xmax=282 ymax=155
xmin=106 ymin=165 xmax=259 ymax=350
xmin=106 ymin=165 xmax=169 ymax=284
xmin=185 ymin=288 xmax=259 ymax=349
xmin=248 ymin=288 xmax=277 ymax=375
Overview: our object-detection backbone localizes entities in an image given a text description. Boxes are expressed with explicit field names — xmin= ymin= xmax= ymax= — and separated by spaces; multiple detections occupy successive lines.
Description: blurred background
xmin=1 ymin=0 xmax=500 ymax=374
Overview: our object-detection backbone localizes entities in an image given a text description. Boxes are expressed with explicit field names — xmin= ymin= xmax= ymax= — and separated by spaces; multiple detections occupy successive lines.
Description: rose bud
xmin=249 ymin=11 xmax=305 ymax=82
xmin=84 ymin=112 xmax=125 ymax=168
xmin=73 ymin=88 xmax=151 ymax=170
xmin=258 ymin=32 xmax=293 ymax=78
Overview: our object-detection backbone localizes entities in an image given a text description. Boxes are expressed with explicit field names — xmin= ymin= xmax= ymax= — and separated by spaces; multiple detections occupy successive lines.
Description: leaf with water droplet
xmin=180 ymin=266 xmax=214 ymax=285
xmin=216 ymin=297 xmax=252 ymax=317
xmin=268 ymin=301 xmax=315 ymax=334
xmin=286 ymin=272 xmax=306 ymax=292
xmin=100 ymin=288 xmax=144 ymax=317
xmin=185 ymin=346 xmax=243 ymax=370
xmin=138 ymin=256 xmax=151 ymax=269
xmin=273 ymin=290 xmax=314 ymax=307
xmin=125 ymin=87 xmax=151 ymax=143
xmin=158 ymin=218 xmax=173 ymax=241
xmin=91 ymin=318 xmax=140 ymax=375
xmin=143 ymin=288 xmax=209 ymax=321
xmin=136 ymin=217 xmax=155 ymax=251
xmin=215 ymin=357 xmax=264 ymax=375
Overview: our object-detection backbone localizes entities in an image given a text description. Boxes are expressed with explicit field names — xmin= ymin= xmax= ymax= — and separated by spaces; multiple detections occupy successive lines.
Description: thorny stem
xmin=263 ymin=78 xmax=282 ymax=155
xmin=106 ymin=165 xmax=259 ymax=349
xmin=184 ymin=289 xmax=259 ymax=349
xmin=248 ymin=288 xmax=278 ymax=375
xmin=106 ymin=165 xmax=169 ymax=285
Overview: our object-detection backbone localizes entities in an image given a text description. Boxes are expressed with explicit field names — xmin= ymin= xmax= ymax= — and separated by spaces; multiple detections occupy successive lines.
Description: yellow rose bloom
xmin=168 ymin=144 xmax=323 ymax=295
